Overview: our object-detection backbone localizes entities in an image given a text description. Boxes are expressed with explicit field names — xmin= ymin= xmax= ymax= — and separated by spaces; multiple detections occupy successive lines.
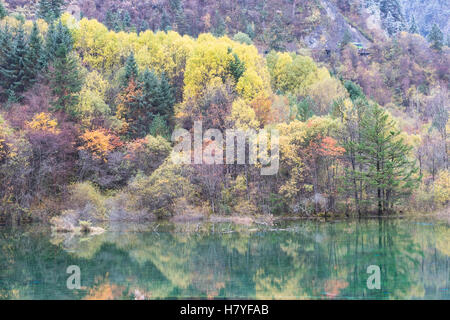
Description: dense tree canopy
xmin=0 ymin=10 xmax=448 ymax=223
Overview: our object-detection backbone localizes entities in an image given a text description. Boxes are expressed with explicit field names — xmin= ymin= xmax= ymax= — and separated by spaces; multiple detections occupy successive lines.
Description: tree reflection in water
xmin=0 ymin=218 xmax=448 ymax=300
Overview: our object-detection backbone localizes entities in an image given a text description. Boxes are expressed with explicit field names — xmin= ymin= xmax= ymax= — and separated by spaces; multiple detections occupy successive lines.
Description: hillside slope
xmin=399 ymin=0 xmax=449 ymax=36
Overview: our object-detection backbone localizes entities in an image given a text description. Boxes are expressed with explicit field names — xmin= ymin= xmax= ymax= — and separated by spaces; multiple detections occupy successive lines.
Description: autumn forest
xmin=0 ymin=0 xmax=448 ymax=228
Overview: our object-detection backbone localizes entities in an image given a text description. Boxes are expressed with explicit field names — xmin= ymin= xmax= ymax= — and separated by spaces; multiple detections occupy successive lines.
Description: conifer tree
xmin=38 ymin=0 xmax=65 ymax=23
xmin=409 ymin=16 xmax=418 ymax=34
xmin=213 ymin=13 xmax=226 ymax=37
xmin=105 ymin=10 xmax=122 ymax=31
xmin=38 ymin=0 xmax=54 ymax=22
xmin=11 ymin=25 xmax=31 ymax=93
xmin=268 ymin=12 xmax=286 ymax=51
xmin=157 ymin=72 xmax=175 ymax=117
xmin=344 ymin=103 xmax=420 ymax=214
xmin=0 ymin=25 xmax=13 ymax=101
xmin=50 ymin=51 xmax=83 ymax=112
xmin=105 ymin=10 xmax=114 ymax=30
xmin=0 ymin=1 xmax=7 ymax=20
xmin=25 ymin=22 xmax=44 ymax=83
xmin=119 ymin=68 xmax=175 ymax=138
xmin=122 ymin=11 xmax=131 ymax=31
xmin=54 ymin=21 xmax=74 ymax=52
xmin=49 ymin=28 xmax=83 ymax=113
xmin=0 ymin=24 xmax=32 ymax=101
xmin=44 ymin=21 xmax=72 ymax=68
xmin=149 ymin=114 xmax=170 ymax=139
xmin=123 ymin=52 xmax=138 ymax=87
xmin=140 ymin=20 xmax=150 ymax=33
xmin=43 ymin=22 xmax=57 ymax=66
xmin=160 ymin=10 xmax=171 ymax=32
xmin=344 ymin=80 xmax=365 ymax=102
xmin=245 ymin=22 xmax=255 ymax=40
xmin=0 ymin=25 xmax=12 ymax=74
xmin=428 ymin=24 xmax=444 ymax=51
xmin=139 ymin=68 xmax=160 ymax=109
xmin=131 ymin=68 xmax=161 ymax=138
xmin=227 ymin=49 xmax=246 ymax=84
xmin=170 ymin=0 xmax=187 ymax=35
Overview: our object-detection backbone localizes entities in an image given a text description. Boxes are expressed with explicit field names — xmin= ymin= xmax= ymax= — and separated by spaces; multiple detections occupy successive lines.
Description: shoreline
xmin=1 ymin=208 xmax=448 ymax=232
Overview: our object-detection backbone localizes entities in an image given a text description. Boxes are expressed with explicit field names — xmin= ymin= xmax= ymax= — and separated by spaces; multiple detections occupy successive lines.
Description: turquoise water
xmin=0 ymin=218 xmax=448 ymax=300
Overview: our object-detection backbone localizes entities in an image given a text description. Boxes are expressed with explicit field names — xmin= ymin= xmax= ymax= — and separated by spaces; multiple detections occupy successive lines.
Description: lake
xmin=0 ymin=218 xmax=448 ymax=300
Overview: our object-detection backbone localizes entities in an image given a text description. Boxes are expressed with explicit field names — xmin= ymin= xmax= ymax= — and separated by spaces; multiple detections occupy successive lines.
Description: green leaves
xmin=123 ymin=52 xmax=138 ymax=87
xmin=50 ymin=52 xmax=83 ymax=112
xmin=0 ymin=23 xmax=36 ymax=102
xmin=0 ymin=1 xmax=7 ymax=20
xmin=119 ymin=67 xmax=175 ymax=139
xmin=227 ymin=48 xmax=246 ymax=84
xmin=428 ymin=23 xmax=444 ymax=51
xmin=343 ymin=102 xmax=421 ymax=213
xmin=37 ymin=0 xmax=65 ymax=23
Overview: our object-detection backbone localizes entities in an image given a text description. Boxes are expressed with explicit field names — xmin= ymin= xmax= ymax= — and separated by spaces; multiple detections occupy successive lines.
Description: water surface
xmin=0 ymin=218 xmax=448 ymax=300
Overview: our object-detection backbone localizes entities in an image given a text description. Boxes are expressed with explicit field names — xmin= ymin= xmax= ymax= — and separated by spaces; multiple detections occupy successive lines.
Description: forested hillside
xmin=3 ymin=0 xmax=449 ymax=48
xmin=0 ymin=0 xmax=448 ymax=226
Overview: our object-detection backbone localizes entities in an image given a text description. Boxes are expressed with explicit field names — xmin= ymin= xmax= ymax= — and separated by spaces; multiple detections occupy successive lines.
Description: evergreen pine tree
xmin=428 ymin=23 xmax=444 ymax=51
xmin=25 ymin=22 xmax=44 ymax=83
xmin=344 ymin=80 xmax=365 ymax=102
xmin=49 ymin=36 xmax=83 ymax=112
xmin=105 ymin=10 xmax=112 ymax=25
xmin=38 ymin=0 xmax=65 ymax=23
xmin=50 ymin=0 xmax=64 ymax=19
xmin=54 ymin=21 xmax=73 ymax=52
xmin=289 ymin=96 xmax=313 ymax=122
xmin=139 ymin=68 xmax=160 ymax=111
xmin=149 ymin=114 xmax=170 ymax=139
xmin=132 ymin=68 xmax=161 ymax=137
xmin=122 ymin=11 xmax=131 ymax=31
xmin=0 ymin=24 xmax=32 ymax=100
xmin=0 ymin=25 xmax=14 ymax=101
xmin=213 ymin=13 xmax=226 ymax=37
xmin=43 ymin=22 xmax=56 ymax=67
xmin=157 ymin=72 xmax=175 ymax=117
xmin=160 ymin=10 xmax=171 ymax=32
xmin=349 ymin=103 xmax=420 ymax=214
xmin=11 ymin=25 xmax=31 ymax=93
xmin=245 ymin=22 xmax=255 ymax=40
xmin=409 ymin=16 xmax=418 ymax=34
xmin=120 ymin=68 xmax=175 ymax=138
xmin=105 ymin=10 xmax=114 ymax=30
xmin=140 ymin=20 xmax=150 ymax=33
xmin=105 ymin=10 xmax=122 ymax=31
xmin=170 ymin=0 xmax=187 ymax=35
xmin=44 ymin=21 xmax=73 ymax=69
xmin=123 ymin=52 xmax=138 ymax=87
xmin=38 ymin=0 xmax=55 ymax=22
xmin=268 ymin=12 xmax=286 ymax=51
xmin=0 ymin=1 xmax=7 ymax=20
xmin=226 ymin=49 xmax=246 ymax=83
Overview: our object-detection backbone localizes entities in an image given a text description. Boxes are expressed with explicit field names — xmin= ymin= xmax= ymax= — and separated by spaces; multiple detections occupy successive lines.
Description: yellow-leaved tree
xmin=434 ymin=170 xmax=450 ymax=206
xmin=266 ymin=51 xmax=329 ymax=96
xmin=183 ymin=33 xmax=271 ymax=102
xmin=76 ymin=70 xmax=110 ymax=124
